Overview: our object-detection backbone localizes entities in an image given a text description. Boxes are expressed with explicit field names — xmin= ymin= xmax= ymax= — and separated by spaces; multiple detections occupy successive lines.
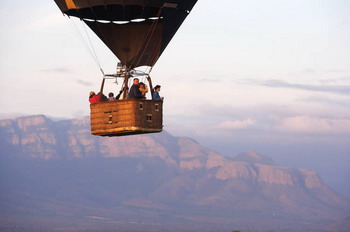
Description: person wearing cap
xmin=128 ymin=78 xmax=143 ymax=99
xmin=152 ymin=85 xmax=163 ymax=100
xmin=89 ymin=91 xmax=102 ymax=104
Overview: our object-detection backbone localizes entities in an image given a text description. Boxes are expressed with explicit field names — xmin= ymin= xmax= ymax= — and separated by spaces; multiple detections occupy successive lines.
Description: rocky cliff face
xmin=0 ymin=115 xmax=349 ymax=232
xmin=0 ymin=115 xmax=340 ymax=190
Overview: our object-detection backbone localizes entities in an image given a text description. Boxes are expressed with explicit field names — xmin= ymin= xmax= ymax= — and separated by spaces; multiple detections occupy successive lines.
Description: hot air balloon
xmin=54 ymin=0 xmax=197 ymax=136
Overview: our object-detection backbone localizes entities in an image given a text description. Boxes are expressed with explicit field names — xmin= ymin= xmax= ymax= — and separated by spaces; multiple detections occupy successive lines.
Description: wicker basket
xmin=90 ymin=99 xmax=163 ymax=136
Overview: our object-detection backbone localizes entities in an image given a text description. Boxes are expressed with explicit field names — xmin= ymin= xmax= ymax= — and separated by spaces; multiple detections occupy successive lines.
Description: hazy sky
xmin=1 ymin=0 xmax=349 ymax=196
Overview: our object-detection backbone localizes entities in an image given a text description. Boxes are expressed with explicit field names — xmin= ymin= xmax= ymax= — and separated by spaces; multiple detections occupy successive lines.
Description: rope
xmin=86 ymin=0 xmax=116 ymax=69
xmin=132 ymin=15 xmax=162 ymax=68
xmin=148 ymin=38 xmax=162 ymax=68
xmin=129 ymin=7 xmax=163 ymax=69
xmin=66 ymin=17 xmax=104 ymax=75
xmin=81 ymin=21 xmax=104 ymax=72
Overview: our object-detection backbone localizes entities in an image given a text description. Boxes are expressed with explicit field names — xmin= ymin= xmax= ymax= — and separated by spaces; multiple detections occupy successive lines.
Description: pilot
xmin=128 ymin=78 xmax=143 ymax=99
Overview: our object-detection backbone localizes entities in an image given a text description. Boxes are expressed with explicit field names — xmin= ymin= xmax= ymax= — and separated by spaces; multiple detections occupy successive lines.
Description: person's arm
xmin=136 ymin=88 xmax=143 ymax=98
xmin=116 ymin=90 xmax=122 ymax=99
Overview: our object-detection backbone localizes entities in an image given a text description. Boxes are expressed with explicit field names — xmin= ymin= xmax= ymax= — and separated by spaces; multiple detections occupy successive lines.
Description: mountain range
xmin=0 ymin=115 xmax=349 ymax=232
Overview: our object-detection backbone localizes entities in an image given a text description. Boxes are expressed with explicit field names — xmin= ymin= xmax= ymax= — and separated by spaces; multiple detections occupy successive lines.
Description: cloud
xmin=41 ymin=68 xmax=73 ymax=74
xmin=217 ymin=118 xmax=256 ymax=130
xmin=301 ymin=95 xmax=350 ymax=108
xmin=244 ymin=79 xmax=350 ymax=96
xmin=76 ymin=79 xmax=93 ymax=87
xmin=165 ymin=101 xmax=350 ymax=154
xmin=277 ymin=116 xmax=350 ymax=134
xmin=320 ymin=76 xmax=350 ymax=84
xmin=173 ymin=102 xmax=350 ymax=137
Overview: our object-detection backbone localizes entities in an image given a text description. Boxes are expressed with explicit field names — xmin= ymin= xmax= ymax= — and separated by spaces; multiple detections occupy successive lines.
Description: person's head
xmin=154 ymin=85 xmax=161 ymax=91
xmin=89 ymin=91 xmax=95 ymax=97
xmin=108 ymin=92 xmax=114 ymax=97
xmin=139 ymin=82 xmax=145 ymax=88
xmin=133 ymin=78 xmax=139 ymax=85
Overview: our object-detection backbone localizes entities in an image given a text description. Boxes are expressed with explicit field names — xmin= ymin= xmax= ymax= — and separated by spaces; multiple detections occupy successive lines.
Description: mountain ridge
xmin=0 ymin=114 xmax=349 ymax=232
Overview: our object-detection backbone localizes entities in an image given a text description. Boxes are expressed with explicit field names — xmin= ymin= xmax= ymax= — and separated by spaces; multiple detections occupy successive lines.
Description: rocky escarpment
xmin=0 ymin=115 xmax=349 ymax=232
xmin=0 ymin=115 xmax=335 ymax=189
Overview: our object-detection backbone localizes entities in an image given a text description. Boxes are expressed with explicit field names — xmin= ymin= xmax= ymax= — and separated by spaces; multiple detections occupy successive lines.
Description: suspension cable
xmin=67 ymin=17 xmax=104 ymax=74
xmin=86 ymin=0 xmax=116 ymax=71
xmin=81 ymin=21 xmax=104 ymax=74
xmin=72 ymin=3 xmax=161 ymax=77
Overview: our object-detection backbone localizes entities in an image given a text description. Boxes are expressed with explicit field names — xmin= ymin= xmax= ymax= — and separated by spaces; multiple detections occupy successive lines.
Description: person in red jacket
xmin=89 ymin=91 xmax=101 ymax=104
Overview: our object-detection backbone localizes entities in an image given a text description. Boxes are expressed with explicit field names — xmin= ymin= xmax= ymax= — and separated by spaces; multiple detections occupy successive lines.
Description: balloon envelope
xmin=54 ymin=0 xmax=197 ymax=69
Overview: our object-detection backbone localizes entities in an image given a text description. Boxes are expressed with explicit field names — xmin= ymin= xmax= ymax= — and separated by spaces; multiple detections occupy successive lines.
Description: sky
xmin=0 ymin=0 xmax=350 ymax=196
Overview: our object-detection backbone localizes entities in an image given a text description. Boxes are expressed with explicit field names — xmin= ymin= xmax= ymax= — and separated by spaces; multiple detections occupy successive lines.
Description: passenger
xmin=152 ymin=85 xmax=163 ymax=100
xmin=117 ymin=87 xmax=128 ymax=100
xmin=108 ymin=92 xmax=116 ymax=101
xmin=128 ymin=78 xmax=143 ymax=99
xmin=89 ymin=91 xmax=101 ymax=104
xmin=139 ymin=82 xmax=148 ymax=99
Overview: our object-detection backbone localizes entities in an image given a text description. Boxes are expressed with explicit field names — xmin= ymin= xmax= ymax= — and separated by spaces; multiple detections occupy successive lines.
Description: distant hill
xmin=0 ymin=115 xmax=349 ymax=232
